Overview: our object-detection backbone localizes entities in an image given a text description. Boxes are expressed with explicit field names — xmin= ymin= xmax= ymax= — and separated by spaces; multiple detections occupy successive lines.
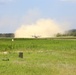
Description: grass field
xmin=0 ymin=38 xmax=76 ymax=75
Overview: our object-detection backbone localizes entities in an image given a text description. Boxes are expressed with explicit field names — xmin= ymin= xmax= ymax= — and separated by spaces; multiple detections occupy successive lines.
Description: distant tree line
xmin=0 ymin=33 xmax=14 ymax=38
xmin=56 ymin=29 xmax=76 ymax=37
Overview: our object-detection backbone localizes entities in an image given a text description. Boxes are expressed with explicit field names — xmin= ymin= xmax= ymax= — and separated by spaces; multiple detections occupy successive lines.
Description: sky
xmin=0 ymin=0 xmax=76 ymax=37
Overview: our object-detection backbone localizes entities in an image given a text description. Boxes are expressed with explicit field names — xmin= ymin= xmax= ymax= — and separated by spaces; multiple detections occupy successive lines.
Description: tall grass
xmin=0 ymin=38 xmax=76 ymax=51
xmin=0 ymin=38 xmax=76 ymax=75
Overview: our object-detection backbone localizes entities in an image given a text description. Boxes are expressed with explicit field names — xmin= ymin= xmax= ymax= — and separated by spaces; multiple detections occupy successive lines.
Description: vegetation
xmin=0 ymin=38 xmax=76 ymax=75
xmin=56 ymin=29 xmax=76 ymax=37
xmin=0 ymin=33 xmax=14 ymax=38
xmin=65 ymin=29 xmax=76 ymax=36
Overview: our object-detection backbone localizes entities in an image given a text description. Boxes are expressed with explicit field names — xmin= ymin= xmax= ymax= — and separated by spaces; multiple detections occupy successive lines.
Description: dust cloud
xmin=15 ymin=19 xmax=64 ymax=38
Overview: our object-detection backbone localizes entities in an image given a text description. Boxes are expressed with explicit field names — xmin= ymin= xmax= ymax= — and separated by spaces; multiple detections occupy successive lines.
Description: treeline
xmin=0 ymin=33 xmax=14 ymax=38
xmin=56 ymin=29 xmax=76 ymax=37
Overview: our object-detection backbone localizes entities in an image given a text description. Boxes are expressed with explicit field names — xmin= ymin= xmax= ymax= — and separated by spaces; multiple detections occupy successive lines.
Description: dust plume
xmin=15 ymin=19 xmax=64 ymax=38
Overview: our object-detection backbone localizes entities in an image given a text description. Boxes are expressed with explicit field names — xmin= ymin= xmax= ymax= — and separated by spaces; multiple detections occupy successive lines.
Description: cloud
xmin=15 ymin=19 xmax=64 ymax=38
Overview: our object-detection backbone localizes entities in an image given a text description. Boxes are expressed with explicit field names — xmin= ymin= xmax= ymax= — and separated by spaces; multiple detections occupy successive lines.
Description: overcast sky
xmin=0 ymin=0 xmax=76 ymax=33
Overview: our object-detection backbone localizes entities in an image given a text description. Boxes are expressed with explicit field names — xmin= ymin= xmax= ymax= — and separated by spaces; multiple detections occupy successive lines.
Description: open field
xmin=0 ymin=38 xmax=76 ymax=75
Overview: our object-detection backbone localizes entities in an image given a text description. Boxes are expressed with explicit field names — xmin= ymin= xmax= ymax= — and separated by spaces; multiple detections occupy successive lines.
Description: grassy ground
xmin=0 ymin=38 xmax=76 ymax=75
